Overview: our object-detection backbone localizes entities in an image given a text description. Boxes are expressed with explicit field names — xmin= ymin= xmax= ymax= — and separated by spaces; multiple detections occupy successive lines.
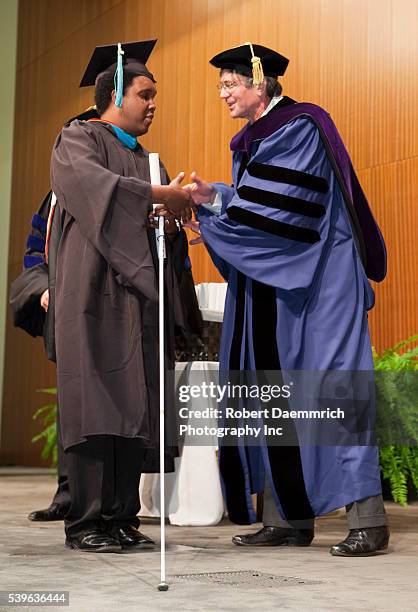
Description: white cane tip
xmin=158 ymin=582 xmax=169 ymax=591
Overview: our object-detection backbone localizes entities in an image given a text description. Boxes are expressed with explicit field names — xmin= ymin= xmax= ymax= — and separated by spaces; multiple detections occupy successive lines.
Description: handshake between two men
xmin=151 ymin=171 xmax=211 ymax=244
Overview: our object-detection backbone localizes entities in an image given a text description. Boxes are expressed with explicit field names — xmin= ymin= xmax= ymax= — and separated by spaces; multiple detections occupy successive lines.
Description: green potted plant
xmin=374 ymin=335 xmax=418 ymax=505
xmin=32 ymin=388 xmax=58 ymax=467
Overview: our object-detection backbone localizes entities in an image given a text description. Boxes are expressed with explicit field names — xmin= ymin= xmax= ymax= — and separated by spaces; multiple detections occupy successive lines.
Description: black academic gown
xmin=10 ymin=194 xmax=50 ymax=342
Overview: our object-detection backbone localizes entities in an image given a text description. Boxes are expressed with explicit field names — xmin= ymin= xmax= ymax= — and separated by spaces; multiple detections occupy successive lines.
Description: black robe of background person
xmin=9 ymin=191 xmax=70 ymax=508
xmin=10 ymin=193 xmax=50 ymax=344
xmin=50 ymin=119 xmax=184 ymax=456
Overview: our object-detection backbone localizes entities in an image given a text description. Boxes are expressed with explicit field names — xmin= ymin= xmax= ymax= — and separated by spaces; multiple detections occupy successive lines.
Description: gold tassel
xmin=245 ymin=42 xmax=264 ymax=85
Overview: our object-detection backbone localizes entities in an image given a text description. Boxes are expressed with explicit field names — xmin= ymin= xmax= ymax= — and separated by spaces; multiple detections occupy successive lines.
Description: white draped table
xmin=139 ymin=361 xmax=224 ymax=526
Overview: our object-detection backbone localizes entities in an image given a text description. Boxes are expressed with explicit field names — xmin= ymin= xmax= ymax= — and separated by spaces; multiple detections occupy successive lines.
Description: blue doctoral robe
xmin=197 ymin=99 xmax=387 ymax=524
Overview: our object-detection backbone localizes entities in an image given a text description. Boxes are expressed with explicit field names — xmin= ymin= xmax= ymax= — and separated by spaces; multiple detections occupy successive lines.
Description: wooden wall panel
xmin=359 ymin=159 xmax=418 ymax=350
xmin=17 ymin=0 xmax=124 ymax=70
xmin=1 ymin=0 xmax=417 ymax=464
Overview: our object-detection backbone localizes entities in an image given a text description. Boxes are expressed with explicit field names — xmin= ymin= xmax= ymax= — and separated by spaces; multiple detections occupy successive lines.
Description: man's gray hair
xmin=264 ymin=76 xmax=282 ymax=98
xmin=220 ymin=69 xmax=282 ymax=98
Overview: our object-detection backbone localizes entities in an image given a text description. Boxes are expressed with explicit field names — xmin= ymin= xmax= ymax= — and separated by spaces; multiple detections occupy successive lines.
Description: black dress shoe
xmin=65 ymin=530 xmax=122 ymax=553
xmin=28 ymin=503 xmax=69 ymax=522
xmin=330 ymin=526 xmax=390 ymax=557
xmin=232 ymin=526 xmax=314 ymax=547
xmin=111 ymin=525 xmax=155 ymax=549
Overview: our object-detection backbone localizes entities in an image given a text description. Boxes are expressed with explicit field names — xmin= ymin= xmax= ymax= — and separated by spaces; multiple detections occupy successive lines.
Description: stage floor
xmin=0 ymin=473 xmax=417 ymax=611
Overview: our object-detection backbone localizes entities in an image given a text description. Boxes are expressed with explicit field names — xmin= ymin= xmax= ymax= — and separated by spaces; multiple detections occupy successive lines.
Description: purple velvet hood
xmin=230 ymin=102 xmax=387 ymax=282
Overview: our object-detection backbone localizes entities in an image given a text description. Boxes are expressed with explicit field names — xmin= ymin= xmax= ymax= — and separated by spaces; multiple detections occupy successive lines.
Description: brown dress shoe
xmin=330 ymin=526 xmax=390 ymax=557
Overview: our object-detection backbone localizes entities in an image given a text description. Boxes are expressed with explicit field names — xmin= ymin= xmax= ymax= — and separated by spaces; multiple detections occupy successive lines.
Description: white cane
xmin=148 ymin=153 xmax=169 ymax=592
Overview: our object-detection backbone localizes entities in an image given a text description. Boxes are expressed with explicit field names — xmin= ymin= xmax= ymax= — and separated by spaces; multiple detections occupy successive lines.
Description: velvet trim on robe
xmin=230 ymin=101 xmax=386 ymax=283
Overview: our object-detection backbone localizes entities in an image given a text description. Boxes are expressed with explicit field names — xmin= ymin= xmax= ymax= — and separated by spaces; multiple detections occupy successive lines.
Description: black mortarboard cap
xmin=210 ymin=42 xmax=289 ymax=81
xmin=80 ymin=39 xmax=157 ymax=88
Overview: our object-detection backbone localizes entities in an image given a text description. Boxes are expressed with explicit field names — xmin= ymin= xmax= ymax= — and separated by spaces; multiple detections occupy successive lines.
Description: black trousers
xmin=64 ymin=435 xmax=144 ymax=538
xmin=51 ymin=408 xmax=70 ymax=508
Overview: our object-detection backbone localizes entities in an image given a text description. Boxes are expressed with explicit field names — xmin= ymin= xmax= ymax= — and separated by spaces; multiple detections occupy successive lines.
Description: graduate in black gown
xmin=49 ymin=40 xmax=191 ymax=552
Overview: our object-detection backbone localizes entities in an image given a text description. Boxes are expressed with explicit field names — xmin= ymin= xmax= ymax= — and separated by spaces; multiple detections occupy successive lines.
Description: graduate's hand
xmin=183 ymin=172 xmax=215 ymax=205
xmin=152 ymin=172 xmax=192 ymax=223
xmin=149 ymin=205 xmax=179 ymax=235
xmin=183 ymin=219 xmax=203 ymax=245
xmin=169 ymin=172 xmax=186 ymax=188
xmin=40 ymin=289 xmax=49 ymax=312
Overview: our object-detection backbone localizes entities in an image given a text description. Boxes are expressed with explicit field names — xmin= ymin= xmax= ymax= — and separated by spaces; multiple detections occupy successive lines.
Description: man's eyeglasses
xmin=216 ymin=81 xmax=240 ymax=93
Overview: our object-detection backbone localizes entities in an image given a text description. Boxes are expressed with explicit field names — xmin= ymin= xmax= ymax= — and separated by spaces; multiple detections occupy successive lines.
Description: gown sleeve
xmin=197 ymin=117 xmax=336 ymax=295
xmin=9 ymin=193 xmax=51 ymax=336
xmin=50 ymin=121 xmax=156 ymax=298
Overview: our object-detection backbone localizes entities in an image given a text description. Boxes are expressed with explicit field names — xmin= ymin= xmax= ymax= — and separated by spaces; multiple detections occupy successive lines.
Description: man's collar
xmin=259 ymin=95 xmax=283 ymax=119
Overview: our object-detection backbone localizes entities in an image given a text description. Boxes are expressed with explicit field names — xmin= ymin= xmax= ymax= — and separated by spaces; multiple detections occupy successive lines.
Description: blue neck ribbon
xmin=110 ymin=124 xmax=138 ymax=150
